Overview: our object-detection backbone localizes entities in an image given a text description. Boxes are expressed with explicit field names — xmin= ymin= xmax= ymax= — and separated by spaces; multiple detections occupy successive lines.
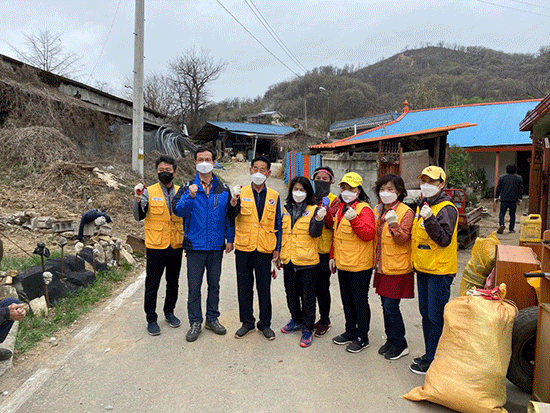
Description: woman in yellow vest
xmin=280 ymin=176 xmax=325 ymax=347
xmin=373 ymin=174 xmax=414 ymax=361
xmin=325 ymin=172 xmax=376 ymax=353
xmin=409 ymin=166 xmax=458 ymax=375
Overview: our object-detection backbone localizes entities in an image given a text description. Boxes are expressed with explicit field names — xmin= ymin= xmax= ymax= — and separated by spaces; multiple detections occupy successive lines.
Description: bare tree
xmin=143 ymin=73 xmax=178 ymax=118
xmin=10 ymin=29 xmax=81 ymax=77
xmin=170 ymin=47 xmax=227 ymax=135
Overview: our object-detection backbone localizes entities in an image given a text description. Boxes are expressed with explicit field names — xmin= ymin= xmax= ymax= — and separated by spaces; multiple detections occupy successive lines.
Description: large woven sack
xmin=403 ymin=285 xmax=517 ymax=413
xmin=460 ymin=231 xmax=500 ymax=295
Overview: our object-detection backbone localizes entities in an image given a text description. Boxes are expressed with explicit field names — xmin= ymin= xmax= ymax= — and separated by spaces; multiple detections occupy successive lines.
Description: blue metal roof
xmin=343 ymin=100 xmax=541 ymax=147
xmin=330 ymin=112 xmax=401 ymax=132
xmin=208 ymin=121 xmax=295 ymax=136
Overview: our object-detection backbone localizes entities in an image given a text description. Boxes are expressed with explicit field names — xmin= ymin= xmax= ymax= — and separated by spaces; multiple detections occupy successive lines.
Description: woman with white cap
xmin=409 ymin=166 xmax=458 ymax=375
xmin=324 ymin=172 xmax=376 ymax=353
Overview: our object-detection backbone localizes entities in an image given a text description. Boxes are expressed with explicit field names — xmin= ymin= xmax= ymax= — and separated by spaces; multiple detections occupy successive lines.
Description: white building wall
xmin=470 ymin=151 xmax=517 ymax=188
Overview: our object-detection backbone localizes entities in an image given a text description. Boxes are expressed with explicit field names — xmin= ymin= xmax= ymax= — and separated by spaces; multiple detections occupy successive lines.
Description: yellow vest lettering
xmin=143 ymin=183 xmax=184 ymax=249
xmin=280 ymin=205 xmax=320 ymax=266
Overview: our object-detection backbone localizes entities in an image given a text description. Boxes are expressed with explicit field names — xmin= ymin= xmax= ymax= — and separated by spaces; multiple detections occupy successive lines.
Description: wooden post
xmin=494 ymin=151 xmax=500 ymax=198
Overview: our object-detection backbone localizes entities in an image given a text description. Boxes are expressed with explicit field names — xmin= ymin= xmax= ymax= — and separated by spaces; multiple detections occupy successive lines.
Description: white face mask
xmin=420 ymin=183 xmax=440 ymax=198
xmin=292 ymin=190 xmax=307 ymax=203
xmin=341 ymin=190 xmax=358 ymax=204
xmin=251 ymin=172 xmax=267 ymax=186
xmin=196 ymin=161 xmax=214 ymax=174
xmin=379 ymin=191 xmax=398 ymax=205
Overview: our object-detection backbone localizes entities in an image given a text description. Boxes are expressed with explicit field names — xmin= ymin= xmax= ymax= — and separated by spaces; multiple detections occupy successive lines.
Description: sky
xmin=0 ymin=0 xmax=549 ymax=103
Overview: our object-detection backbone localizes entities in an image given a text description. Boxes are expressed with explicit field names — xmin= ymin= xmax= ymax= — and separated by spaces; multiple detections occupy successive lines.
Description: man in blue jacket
xmin=0 ymin=298 xmax=26 ymax=360
xmin=173 ymin=147 xmax=235 ymax=342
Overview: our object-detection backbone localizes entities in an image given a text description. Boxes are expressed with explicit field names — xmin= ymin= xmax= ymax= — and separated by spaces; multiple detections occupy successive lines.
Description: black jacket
xmin=496 ymin=173 xmax=523 ymax=202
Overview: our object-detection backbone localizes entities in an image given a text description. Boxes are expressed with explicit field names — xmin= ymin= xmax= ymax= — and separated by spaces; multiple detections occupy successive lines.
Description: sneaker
xmin=384 ymin=345 xmax=409 ymax=360
xmin=165 ymin=313 xmax=181 ymax=328
xmin=410 ymin=359 xmax=431 ymax=375
xmin=299 ymin=328 xmax=313 ymax=347
xmin=280 ymin=319 xmax=302 ymax=334
xmin=147 ymin=321 xmax=161 ymax=336
xmin=0 ymin=348 xmax=13 ymax=361
xmin=332 ymin=331 xmax=355 ymax=345
xmin=260 ymin=327 xmax=276 ymax=341
xmin=205 ymin=319 xmax=227 ymax=335
xmin=186 ymin=322 xmax=202 ymax=342
xmin=235 ymin=325 xmax=255 ymax=339
xmin=314 ymin=321 xmax=331 ymax=337
xmin=497 ymin=225 xmax=505 ymax=234
xmin=509 ymin=229 xmax=516 ymax=233
xmin=413 ymin=355 xmax=427 ymax=365
xmin=346 ymin=337 xmax=369 ymax=353
xmin=378 ymin=340 xmax=392 ymax=355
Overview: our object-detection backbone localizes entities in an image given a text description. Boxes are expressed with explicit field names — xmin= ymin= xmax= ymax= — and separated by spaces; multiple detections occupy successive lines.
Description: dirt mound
xmin=0 ymin=126 xmax=80 ymax=170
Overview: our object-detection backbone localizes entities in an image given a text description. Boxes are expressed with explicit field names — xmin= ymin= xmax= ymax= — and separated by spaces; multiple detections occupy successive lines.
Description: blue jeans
xmin=499 ymin=201 xmax=517 ymax=231
xmin=381 ymin=296 xmax=406 ymax=348
xmin=186 ymin=250 xmax=224 ymax=325
xmin=0 ymin=298 xmax=20 ymax=343
xmin=417 ymin=272 xmax=453 ymax=362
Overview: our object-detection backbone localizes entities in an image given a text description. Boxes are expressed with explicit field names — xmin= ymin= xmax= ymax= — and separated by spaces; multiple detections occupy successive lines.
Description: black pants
xmin=144 ymin=247 xmax=183 ymax=323
xmin=337 ymin=269 xmax=373 ymax=341
xmin=235 ymin=250 xmax=273 ymax=329
xmin=283 ymin=263 xmax=317 ymax=330
xmin=315 ymin=253 xmax=332 ymax=325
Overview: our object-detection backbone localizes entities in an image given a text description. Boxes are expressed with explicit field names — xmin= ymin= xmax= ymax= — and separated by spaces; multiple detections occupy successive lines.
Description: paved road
xmin=0 ymin=163 xmax=531 ymax=412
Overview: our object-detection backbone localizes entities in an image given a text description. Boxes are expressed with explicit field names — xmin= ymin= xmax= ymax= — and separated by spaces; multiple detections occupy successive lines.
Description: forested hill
xmin=208 ymin=45 xmax=550 ymax=133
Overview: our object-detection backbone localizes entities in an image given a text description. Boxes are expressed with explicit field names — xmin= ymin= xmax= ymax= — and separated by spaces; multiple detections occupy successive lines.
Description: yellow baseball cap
xmin=339 ymin=172 xmax=363 ymax=187
xmin=418 ymin=166 xmax=446 ymax=182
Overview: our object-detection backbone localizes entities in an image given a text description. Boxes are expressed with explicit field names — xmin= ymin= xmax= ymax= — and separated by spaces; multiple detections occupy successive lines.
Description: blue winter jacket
xmin=173 ymin=173 xmax=235 ymax=251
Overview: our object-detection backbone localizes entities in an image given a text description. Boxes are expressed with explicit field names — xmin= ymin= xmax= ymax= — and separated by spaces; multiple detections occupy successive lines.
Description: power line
xmin=244 ymin=0 xmax=308 ymax=74
xmin=86 ymin=0 xmax=123 ymax=85
xmin=215 ymin=0 xmax=300 ymax=77
xmin=508 ymin=0 xmax=550 ymax=10
xmin=475 ymin=0 xmax=550 ymax=17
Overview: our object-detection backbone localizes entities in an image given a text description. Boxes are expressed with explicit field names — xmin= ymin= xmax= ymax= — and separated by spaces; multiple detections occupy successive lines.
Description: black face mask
xmin=158 ymin=172 xmax=174 ymax=185
xmin=314 ymin=181 xmax=331 ymax=202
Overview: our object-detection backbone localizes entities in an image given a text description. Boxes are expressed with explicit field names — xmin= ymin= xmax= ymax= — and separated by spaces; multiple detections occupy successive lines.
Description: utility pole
xmin=132 ymin=0 xmax=145 ymax=177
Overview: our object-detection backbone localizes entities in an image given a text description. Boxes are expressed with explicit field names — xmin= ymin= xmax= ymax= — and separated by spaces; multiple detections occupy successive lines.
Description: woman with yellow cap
xmin=324 ymin=172 xmax=376 ymax=353
xmin=409 ymin=166 xmax=458 ymax=375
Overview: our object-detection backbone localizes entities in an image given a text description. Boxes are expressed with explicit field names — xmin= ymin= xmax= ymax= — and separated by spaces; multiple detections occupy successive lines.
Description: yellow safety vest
xmin=281 ymin=204 xmax=320 ymax=266
xmin=317 ymin=193 xmax=337 ymax=255
xmin=333 ymin=202 xmax=374 ymax=272
xmin=411 ymin=200 xmax=458 ymax=274
xmin=143 ymin=183 xmax=184 ymax=250
xmin=373 ymin=202 xmax=413 ymax=275
xmin=234 ymin=185 xmax=279 ymax=253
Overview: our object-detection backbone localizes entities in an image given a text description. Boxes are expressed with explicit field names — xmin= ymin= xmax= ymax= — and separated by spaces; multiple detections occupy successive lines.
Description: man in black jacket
xmin=0 ymin=298 xmax=26 ymax=360
xmin=495 ymin=165 xmax=523 ymax=234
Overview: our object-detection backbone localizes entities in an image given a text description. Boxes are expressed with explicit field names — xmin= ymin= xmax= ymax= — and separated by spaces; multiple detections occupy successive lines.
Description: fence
xmin=284 ymin=151 xmax=322 ymax=185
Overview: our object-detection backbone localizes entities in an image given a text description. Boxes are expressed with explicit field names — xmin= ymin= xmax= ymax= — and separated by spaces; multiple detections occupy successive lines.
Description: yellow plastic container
xmin=520 ymin=214 xmax=542 ymax=243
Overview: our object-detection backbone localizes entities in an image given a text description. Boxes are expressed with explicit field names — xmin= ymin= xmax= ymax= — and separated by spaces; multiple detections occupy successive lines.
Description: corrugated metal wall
xmin=285 ymin=151 xmax=322 ymax=185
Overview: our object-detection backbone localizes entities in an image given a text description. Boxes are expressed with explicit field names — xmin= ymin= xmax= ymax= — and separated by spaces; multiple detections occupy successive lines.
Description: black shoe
xmin=410 ymin=359 xmax=431 ymax=375
xmin=0 ymin=348 xmax=13 ymax=361
xmin=413 ymin=355 xmax=427 ymax=365
xmin=384 ymin=344 xmax=409 ymax=360
xmin=205 ymin=319 xmax=227 ymax=335
xmin=332 ymin=331 xmax=355 ymax=345
xmin=497 ymin=225 xmax=505 ymax=234
xmin=147 ymin=321 xmax=161 ymax=336
xmin=234 ymin=325 xmax=255 ymax=338
xmin=378 ymin=340 xmax=392 ymax=355
xmin=509 ymin=229 xmax=516 ymax=233
xmin=346 ymin=337 xmax=369 ymax=353
xmin=165 ymin=313 xmax=181 ymax=328
xmin=260 ymin=327 xmax=276 ymax=341
xmin=186 ymin=322 xmax=202 ymax=342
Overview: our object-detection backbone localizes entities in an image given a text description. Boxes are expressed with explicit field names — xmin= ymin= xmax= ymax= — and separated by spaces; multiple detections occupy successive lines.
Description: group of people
xmin=134 ymin=150 xmax=458 ymax=375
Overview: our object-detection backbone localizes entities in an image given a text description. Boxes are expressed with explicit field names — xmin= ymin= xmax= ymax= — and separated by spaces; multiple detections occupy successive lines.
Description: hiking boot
xmin=384 ymin=344 xmax=409 ymax=360
xmin=205 ymin=319 xmax=227 ymax=335
xmin=280 ymin=319 xmax=302 ymax=334
xmin=314 ymin=321 xmax=331 ymax=337
xmin=235 ymin=325 xmax=255 ymax=339
xmin=299 ymin=328 xmax=313 ymax=347
xmin=0 ymin=348 xmax=13 ymax=361
xmin=346 ymin=337 xmax=369 ymax=353
xmin=497 ymin=225 xmax=505 ymax=234
xmin=413 ymin=355 xmax=427 ymax=365
xmin=165 ymin=313 xmax=181 ymax=328
xmin=332 ymin=331 xmax=355 ymax=345
xmin=378 ymin=340 xmax=392 ymax=355
xmin=147 ymin=321 xmax=161 ymax=336
xmin=186 ymin=322 xmax=202 ymax=342
xmin=260 ymin=327 xmax=276 ymax=341
xmin=410 ymin=359 xmax=431 ymax=375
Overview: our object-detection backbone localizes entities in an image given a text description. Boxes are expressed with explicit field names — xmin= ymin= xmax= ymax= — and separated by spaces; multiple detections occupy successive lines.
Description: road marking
xmin=0 ymin=271 xmax=146 ymax=413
